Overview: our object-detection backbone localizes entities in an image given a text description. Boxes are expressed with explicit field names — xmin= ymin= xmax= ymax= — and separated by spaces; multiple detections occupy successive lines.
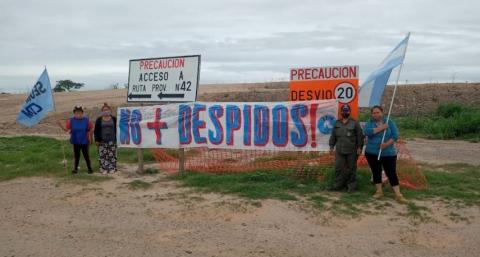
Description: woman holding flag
xmin=363 ymin=105 xmax=408 ymax=204
xmin=360 ymin=33 xmax=410 ymax=204
xmin=57 ymin=105 xmax=94 ymax=174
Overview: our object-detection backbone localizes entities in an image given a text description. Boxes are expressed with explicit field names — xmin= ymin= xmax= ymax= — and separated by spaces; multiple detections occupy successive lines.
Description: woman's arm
xmin=389 ymin=120 xmax=399 ymax=142
xmin=380 ymin=120 xmax=398 ymax=149
xmin=88 ymin=121 xmax=94 ymax=144
xmin=364 ymin=121 xmax=387 ymax=136
xmin=373 ymin=123 xmax=388 ymax=134
xmin=56 ymin=119 xmax=69 ymax=132
xmin=380 ymin=138 xmax=395 ymax=149
xmin=94 ymin=118 xmax=101 ymax=143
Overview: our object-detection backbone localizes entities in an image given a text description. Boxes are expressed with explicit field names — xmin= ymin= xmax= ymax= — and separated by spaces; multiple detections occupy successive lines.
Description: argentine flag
xmin=17 ymin=68 xmax=55 ymax=127
xmin=359 ymin=33 xmax=410 ymax=107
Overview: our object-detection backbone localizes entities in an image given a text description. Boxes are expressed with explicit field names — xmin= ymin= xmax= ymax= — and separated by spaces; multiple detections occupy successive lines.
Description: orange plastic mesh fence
xmin=150 ymin=139 xmax=427 ymax=190
xmin=395 ymin=140 xmax=428 ymax=190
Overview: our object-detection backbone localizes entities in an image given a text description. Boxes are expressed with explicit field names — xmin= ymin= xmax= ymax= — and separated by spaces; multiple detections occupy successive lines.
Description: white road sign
xmin=127 ymin=55 xmax=200 ymax=102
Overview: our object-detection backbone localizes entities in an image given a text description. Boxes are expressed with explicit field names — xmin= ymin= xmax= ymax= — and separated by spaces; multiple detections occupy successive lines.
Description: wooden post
xmin=179 ymin=148 xmax=185 ymax=174
xmin=137 ymin=103 xmax=144 ymax=173
xmin=137 ymin=148 xmax=144 ymax=173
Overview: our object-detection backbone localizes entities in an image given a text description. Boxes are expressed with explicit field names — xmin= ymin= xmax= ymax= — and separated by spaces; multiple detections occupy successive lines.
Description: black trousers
xmin=73 ymin=144 xmax=92 ymax=171
xmin=365 ymin=153 xmax=399 ymax=187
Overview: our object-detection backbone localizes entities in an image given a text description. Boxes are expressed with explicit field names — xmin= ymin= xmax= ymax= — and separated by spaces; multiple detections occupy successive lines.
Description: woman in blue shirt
xmin=57 ymin=106 xmax=94 ymax=174
xmin=363 ymin=106 xmax=407 ymax=204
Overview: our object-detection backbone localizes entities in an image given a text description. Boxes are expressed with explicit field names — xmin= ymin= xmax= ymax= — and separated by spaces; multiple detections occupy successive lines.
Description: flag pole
xmin=378 ymin=32 xmax=410 ymax=160
xmin=45 ymin=66 xmax=67 ymax=173
xmin=45 ymin=66 xmax=57 ymax=112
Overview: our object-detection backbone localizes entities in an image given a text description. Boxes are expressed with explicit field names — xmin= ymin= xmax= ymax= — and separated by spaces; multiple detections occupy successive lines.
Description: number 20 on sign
xmin=289 ymin=65 xmax=359 ymax=118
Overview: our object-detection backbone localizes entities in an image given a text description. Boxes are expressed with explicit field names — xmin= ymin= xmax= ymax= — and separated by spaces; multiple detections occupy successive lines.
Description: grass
xmin=164 ymin=148 xmax=201 ymax=158
xmin=402 ymin=164 xmax=480 ymax=206
xmin=171 ymin=170 xmax=301 ymax=200
xmin=309 ymin=195 xmax=329 ymax=209
xmin=126 ymin=179 xmax=152 ymax=190
xmin=253 ymin=152 xmax=320 ymax=163
xmin=393 ymin=104 xmax=480 ymax=141
xmin=171 ymin=163 xmax=480 ymax=217
xmin=0 ymin=136 xmax=151 ymax=181
xmin=360 ymin=103 xmax=480 ymax=141
xmin=2 ymin=136 xmax=479 ymax=219
xmin=0 ymin=136 xmax=77 ymax=181
xmin=171 ymin=167 xmax=377 ymax=216
xmin=144 ymin=167 xmax=159 ymax=174
xmin=406 ymin=202 xmax=431 ymax=222
xmin=117 ymin=148 xmax=156 ymax=163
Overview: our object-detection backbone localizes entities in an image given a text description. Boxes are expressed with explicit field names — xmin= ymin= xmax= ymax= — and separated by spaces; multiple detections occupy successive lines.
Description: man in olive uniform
xmin=328 ymin=104 xmax=364 ymax=192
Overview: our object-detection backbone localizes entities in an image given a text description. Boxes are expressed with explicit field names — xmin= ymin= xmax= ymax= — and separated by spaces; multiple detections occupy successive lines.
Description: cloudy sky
xmin=0 ymin=0 xmax=479 ymax=92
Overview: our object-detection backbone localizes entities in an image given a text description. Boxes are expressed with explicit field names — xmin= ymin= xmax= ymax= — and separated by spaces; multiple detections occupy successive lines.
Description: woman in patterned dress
xmin=94 ymin=103 xmax=117 ymax=174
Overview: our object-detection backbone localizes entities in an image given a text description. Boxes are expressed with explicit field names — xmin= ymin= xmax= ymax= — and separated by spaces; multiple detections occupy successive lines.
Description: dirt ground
xmin=1 ymin=85 xmax=480 ymax=256
xmin=1 ymin=168 xmax=479 ymax=257
xmin=406 ymin=138 xmax=480 ymax=165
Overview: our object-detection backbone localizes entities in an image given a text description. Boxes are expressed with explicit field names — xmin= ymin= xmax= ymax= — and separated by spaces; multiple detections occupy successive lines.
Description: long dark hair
xmin=370 ymin=105 xmax=383 ymax=113
xmin=101 ymin=102 xmax=111 ymax=111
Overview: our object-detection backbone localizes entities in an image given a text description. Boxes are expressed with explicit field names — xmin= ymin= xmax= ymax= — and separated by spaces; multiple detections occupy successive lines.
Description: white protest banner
xmin=117 ymin=100 xmax=338 ymax=151
xmin=127 ymin=55 xmax=200 ymax=102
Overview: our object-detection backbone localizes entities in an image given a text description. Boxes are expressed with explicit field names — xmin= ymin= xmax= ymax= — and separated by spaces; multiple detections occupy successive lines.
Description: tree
xmin=54 ymin=80 xmax=84 ymax=92
xmin=111 ymin=83 xmax=119 ymax=90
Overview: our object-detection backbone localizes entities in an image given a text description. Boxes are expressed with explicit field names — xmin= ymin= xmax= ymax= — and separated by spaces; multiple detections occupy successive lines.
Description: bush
xmin=396 ymin=116 xmax=423 ymax=130
xmin=396 ymin=104 xmax=480 ymax=140
xmin=436 ymin=103 xmax=468 ymax=118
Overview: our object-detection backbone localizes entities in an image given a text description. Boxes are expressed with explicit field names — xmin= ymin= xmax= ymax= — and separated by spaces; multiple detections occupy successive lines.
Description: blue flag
xmin=359 ymin=33 xmax=410 ymax=107
xmin=17 ymin=69 xmax=55 ymax=127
